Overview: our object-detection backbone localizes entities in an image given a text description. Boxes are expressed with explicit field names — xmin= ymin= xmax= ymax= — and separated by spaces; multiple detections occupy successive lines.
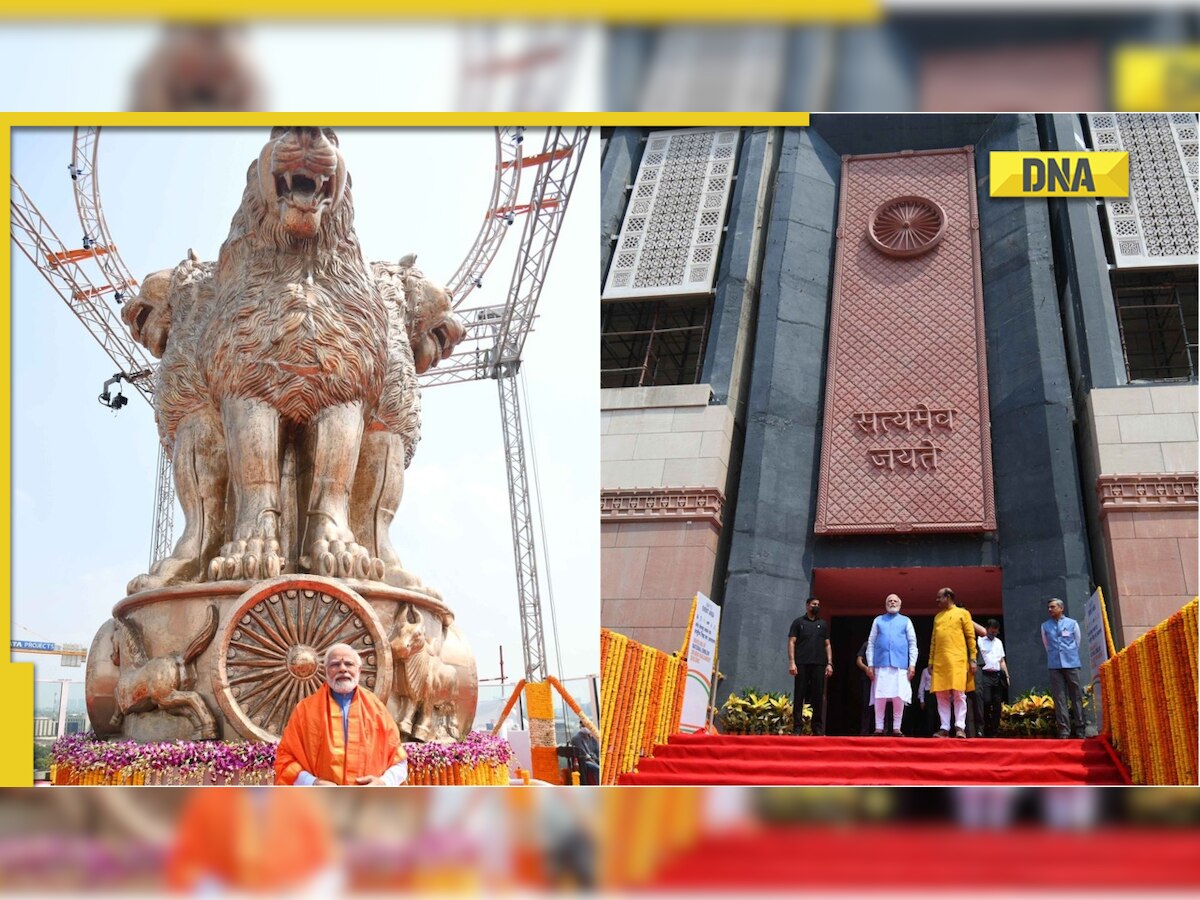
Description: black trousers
xmin=978 ymin=670 xmax=1005 ymax=737
xmin=794 ymin=664 xmax=826 ymax=734
xmin=966 ymin=690 xmax=984 ymax=738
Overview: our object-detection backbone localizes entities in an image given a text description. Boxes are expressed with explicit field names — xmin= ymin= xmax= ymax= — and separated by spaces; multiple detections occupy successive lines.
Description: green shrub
xmin=719 ymin=687 xmax=810 ymax=735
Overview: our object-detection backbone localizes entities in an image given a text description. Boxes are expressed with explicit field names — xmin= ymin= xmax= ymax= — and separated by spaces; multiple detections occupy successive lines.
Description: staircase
xmin=617 ymin=733 xmax=1129 ymax=784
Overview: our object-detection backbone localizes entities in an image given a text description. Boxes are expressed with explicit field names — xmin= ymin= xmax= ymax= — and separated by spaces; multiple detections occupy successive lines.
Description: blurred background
xmin=602 ymin=786 xmax=1200 ymax=891
xmin=607 ymin=11 xmax=1198 ymax=111
xmin=0 ymin=10 xmax=1195 ymax=111
xmin=0 ymin=787 xmax=597 ymax=892
xmin=1 ymin=787 xmax=1198 ymax=893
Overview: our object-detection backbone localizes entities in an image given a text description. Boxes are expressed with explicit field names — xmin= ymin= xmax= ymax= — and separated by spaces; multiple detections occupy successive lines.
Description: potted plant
xmin=719 ymin=688 xmax=810 ymax=735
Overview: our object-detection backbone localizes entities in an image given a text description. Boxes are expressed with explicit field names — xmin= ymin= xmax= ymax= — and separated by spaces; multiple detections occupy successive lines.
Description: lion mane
xmin=202 ymin=157 xmax=388 ymax=424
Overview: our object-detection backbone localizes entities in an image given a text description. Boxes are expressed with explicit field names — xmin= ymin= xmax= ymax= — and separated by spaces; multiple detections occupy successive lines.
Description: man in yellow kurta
xmin=928 ymin=587 xmax=977 ymax=739
xmin=275 ymin=643 xmax=407 ymax=786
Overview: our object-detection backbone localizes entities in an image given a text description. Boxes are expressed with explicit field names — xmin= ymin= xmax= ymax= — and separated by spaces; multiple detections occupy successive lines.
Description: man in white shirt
xmin=976 ymin=619 xmax=1009 ymax=738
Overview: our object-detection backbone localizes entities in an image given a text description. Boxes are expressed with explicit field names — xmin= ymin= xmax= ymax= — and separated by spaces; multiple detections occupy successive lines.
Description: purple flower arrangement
xmin=403 ymin=732 xmax=515 ymax=770
xmin=51 ymin=731 xmax=514 ymax=785
xmin=51 ymin=732 xmax=276 ymax=785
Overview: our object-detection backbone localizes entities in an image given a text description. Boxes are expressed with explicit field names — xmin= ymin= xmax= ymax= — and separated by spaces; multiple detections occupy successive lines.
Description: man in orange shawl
xmin=167 ymin=788 xmax=339 ymax=890
xmin=275 ymin=643 xmax=407 ymax=786
xmin=928 ymin=587 xmax=977 ymax=739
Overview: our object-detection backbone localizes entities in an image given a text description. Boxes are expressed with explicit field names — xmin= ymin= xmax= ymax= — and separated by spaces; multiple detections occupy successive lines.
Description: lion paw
xmin=301 ymin=540 xmax=384 ymax=581
xmin=383 ymin=564 xmax=442 ymax=599
xmin=127 ymin=555 xmax=206 ymax=595
xmin=209 ymin=538 xmax=286 ymax=581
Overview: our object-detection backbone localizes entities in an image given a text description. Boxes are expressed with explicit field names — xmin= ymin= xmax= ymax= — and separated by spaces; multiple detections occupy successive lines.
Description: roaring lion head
xmin=255 ymin=126 xmax=348 ymax=241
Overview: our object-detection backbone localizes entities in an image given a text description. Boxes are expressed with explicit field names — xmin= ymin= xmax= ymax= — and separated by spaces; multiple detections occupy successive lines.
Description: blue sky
xmin=11 ymin=127 xmax=599 ymax=692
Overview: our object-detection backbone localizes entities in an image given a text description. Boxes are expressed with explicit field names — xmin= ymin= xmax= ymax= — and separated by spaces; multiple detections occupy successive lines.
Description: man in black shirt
xmin=787 ymin=596 xmax=831 ymax=735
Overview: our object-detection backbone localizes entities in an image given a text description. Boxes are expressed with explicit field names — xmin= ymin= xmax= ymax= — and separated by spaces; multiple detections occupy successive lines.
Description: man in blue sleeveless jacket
xmin=865 ymin=594 xmax=918 ymax=736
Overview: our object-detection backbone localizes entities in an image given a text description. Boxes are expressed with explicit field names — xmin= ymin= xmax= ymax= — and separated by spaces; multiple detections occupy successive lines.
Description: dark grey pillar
xmin=1039 ymin=113 xmax=1127 ymax=393
xmin=600 ymin=128 xmax=642 ymax=283
xmin=702 ymin=127 xmax=780 ymax=411
xmin=718 ymin=127 xmax=841 ymax=703
xmin=781 ymin=28 xmax=838 ymax=112
xmin=831 ymin=26 xmax=915 ymax=112
xmin=976 ymin=114 xmax=1095 ymax=699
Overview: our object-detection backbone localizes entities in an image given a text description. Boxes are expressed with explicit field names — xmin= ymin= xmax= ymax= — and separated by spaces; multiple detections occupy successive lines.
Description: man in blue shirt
xmin=1041 ymin=598 xmax=1085 ymax=739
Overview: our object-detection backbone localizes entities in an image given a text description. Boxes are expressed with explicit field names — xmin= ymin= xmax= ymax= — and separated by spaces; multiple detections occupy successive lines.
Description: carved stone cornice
xmin=1097 ymin=473 xmax=1199 ymax=514
xmin=601 ymin=486 xmax=725 ymax=527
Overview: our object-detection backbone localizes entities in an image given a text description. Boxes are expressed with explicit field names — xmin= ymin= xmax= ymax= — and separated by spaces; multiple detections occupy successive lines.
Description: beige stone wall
xmin=601 ymin=384 xmax=735 ymax=491
xmin=1084 ymin=384 xmax=1198 ymax=647
xmin=601 ymin=384 xmax=736 ymax=653
xmin=1088 ymin=385 xmax=1197 ymax=474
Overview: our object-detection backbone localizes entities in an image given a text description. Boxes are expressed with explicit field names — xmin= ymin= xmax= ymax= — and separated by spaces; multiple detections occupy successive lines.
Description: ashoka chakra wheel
xmin=214 ymin=577 xmax=392 ymax=742
xmin=868 ymin=196 xmax=947 ymax=258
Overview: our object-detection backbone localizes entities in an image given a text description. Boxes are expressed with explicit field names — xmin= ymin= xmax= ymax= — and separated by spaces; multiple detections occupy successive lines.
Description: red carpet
xmin=643 ymin=826 xmax=1199 ymax=889
xmin=617 ymin=734 xmax=1129 ymax=784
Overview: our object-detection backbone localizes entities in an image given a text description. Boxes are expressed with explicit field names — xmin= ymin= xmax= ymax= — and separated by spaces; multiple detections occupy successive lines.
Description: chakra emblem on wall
xmin=868 ymin=196 xmax=947 ymax=258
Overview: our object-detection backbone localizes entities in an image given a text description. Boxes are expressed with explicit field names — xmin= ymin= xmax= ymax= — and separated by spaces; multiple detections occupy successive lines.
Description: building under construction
xmin=599 ymin=114 xmax=1197 ymax=734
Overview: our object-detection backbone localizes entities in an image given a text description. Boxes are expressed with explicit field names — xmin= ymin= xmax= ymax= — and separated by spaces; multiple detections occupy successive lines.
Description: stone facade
xmin=601 ymin=386 xmax=733 ymax=653
xmin=1087 ymin=385 xmax=1199 ymax=646
xmin=599 ymin=117 xmax=1198 ymax=729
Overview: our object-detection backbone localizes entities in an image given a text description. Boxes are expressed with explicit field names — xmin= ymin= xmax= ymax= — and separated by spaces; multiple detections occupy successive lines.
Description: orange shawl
xmin=166 ymin=789 xmax=335 ymax=890
xmin=274 ymin=683 xmax=404 ymax=785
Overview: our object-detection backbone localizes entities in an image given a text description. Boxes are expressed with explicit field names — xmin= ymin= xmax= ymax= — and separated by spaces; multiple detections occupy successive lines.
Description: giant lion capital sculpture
xmin=86 ymin=128 xmax=478 ymax=744
xmin=121 ymin=127 xmax=465 ymax=594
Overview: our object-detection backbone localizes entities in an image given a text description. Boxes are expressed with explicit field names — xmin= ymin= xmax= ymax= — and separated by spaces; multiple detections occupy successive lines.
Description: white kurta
xmin=866 ymin=613 xmax=917 ymax=705
xmin=869 ymin=667 xmax=913 ymax=705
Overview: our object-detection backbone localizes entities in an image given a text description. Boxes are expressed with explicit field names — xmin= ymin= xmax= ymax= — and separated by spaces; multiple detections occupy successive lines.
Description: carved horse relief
xmin=109 ymin=604 xmax=220 ymax=739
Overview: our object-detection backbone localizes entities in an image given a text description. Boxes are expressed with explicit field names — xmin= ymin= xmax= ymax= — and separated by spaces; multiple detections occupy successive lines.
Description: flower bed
xmin=51 ymin=731 xmax=515 ymax=786
xmin=50 ymin=733 xmax=275 ymax=785
xmin=997 ymin=688 xmax=1094 ymax=738
xmin=404 ymin=733 xmax=514 ymax=786
xmin=1101 ymin=598 xmax=1197 ymax=784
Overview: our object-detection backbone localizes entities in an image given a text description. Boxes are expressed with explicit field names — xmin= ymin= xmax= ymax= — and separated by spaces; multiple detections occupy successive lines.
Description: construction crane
xmin=71 ymin=128 xmax=176 ymax=567
xmin=10 ymin=640 xmax=88 ymax=667
xmin=421 ymin=127 xmax=589 ymax=681
xmin=14 ymin=126 xmax=589 ymax=685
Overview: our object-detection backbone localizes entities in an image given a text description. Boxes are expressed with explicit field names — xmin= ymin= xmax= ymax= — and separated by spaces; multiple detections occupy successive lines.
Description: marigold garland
xmin=1101 ymin=597 xmax=1197 ymax=784
xmin=600 ymin=629 xmax=688 ymax=785
xmin=490 ymin=679 xmax=528 ymax=736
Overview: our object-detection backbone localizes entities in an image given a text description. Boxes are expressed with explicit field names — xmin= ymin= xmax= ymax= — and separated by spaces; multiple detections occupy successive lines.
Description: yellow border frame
xmin=1 ymin=112 xmax=806 ymax=787
xmin=0 ymin=2 xmax=879 ymax=23
xmin=1 ymin=119 xmax=34 ymax=787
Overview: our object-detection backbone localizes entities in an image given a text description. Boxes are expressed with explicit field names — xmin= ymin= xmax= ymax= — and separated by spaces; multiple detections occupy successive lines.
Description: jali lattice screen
xmin=602 ymin=128 xmax=739 ymax=300
xmin=1087 ymin=112 xmax=1199 ymax=269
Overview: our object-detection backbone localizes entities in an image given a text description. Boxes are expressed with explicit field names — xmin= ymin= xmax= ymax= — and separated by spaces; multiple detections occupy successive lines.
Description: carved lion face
xmin=122 ymin=269 xmax=174 ymax=358
xmin=405 ymin=268 xmax=466 ymax=374
xmin=256 ymin=127 xmax=347 ymax=239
